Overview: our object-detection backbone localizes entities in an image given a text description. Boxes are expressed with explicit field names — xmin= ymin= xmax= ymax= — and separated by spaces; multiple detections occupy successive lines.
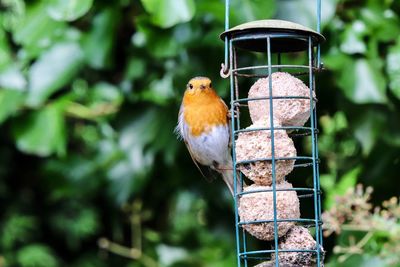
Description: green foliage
xmin=141 ymin=0 xmax=196 ymax=28
xmin=16 ymin=244 xmax=58 ymax=267
xmin=1 ymin=215 xmax=37 ymax=250
xmin=47 ymin=0 xmax=93 ymax=22
xmin=387 ymin=37 xmax=400 ymax=98
xmin=0 ymin=89 xmax=25 ymax=124
xmin=12 ymin=102 xmax=66 ymax=156
xmin=27 ymin=42 xmax=84 ymax=107
xmin=0 ymin=0 xmax=399 ymax=266
xmin=323 ymin=185 xmax=400 ymax=266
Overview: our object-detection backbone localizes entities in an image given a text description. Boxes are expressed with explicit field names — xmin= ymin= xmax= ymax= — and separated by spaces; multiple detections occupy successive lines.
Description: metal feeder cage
xmin=220 ymin=1 xmax=324 ymax=266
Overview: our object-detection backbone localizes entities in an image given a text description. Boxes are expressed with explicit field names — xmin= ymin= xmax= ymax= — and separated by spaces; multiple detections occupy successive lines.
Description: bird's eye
xmin=189 ymin=83 xmax=193 ymax=89
xmin=209 ymin=83 xmax=212 ymax=88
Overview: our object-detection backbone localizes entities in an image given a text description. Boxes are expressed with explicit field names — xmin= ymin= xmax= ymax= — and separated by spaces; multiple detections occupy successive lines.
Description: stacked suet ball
xmin=248 ymin=72 xmax=315 ymax=127
xmin=236 ymin=119 xmax=296 ymax=186
xmin=238 ymin=182 xmax=300 ymax=241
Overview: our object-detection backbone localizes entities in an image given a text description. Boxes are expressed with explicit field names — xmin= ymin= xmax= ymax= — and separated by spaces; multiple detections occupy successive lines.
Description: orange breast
xmin=183 ymin=89 xmax=228 ymax=136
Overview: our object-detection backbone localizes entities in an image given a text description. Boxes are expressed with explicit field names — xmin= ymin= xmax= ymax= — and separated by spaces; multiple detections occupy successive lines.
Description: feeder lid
xmin=220 ymin=19 xmax=325 ymax=53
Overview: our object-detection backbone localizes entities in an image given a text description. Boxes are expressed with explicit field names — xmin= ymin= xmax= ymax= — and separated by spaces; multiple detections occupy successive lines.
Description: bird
xmin=175 ymin=76 xmax=241 ymax=196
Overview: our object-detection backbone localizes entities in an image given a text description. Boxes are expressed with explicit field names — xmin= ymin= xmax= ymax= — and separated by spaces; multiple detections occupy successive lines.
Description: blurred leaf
xmin=340 ymin=21 xmax=367 ymax=54
xmin=141 ymin=74 xmax=175 ymax=105
xmin=106 ymin=109 xmax=159 ymax=203
xmin=66 ymin=82 xmax=122 ymax=120
xmin=71 ymin=255 xmax=108 ymax=267
xmin=387 ymin=38 xmax=400 ymax=99
xmin=168 ymin=191 xmax=207 ymax=236
xmin=134 ymin=18 xmax=181 ymax=58
xmin=16 ymin=244 xmax=58 ymax=267
xmin=360 ymin=8 xmax=400 ymax=42
xmin=0 ymin=28 xmax=13 ymax=70
xmin=82 ymin=8 xmax=119 ymax=69
xmin=319 ymin=111 xmax=348 ymax=135
xmin=0 ymin=65 xmax=27 ymax=91
xmin=13 ymin=1 xmax=66 ymax=56
xmin=27 ymin=42 xmax=84 ymax=107
xmin=354 ymin=110 xmax=386 ymax=155
xmin=0 ymin=0 xmax=26 ymax=31
xmin=124 ymin=58 xmax=146 ymax=81
xmin=1 ymin=215 xmax=37 ymax=249
xmin=106 ymin=107 xmax=178 ymax=203
xmin=89 ymin=82 xmax=123 ymax=104
xmin=196 ymin=0 xmax=225 ymax=24
xmin=47 ymin=0 xmax=93 ymax=22
xmin=141 ymin=0 xmax=195 ymax=28
xmin=13 ymin=102 xmax=66 ymax=157
xmin=231 ymin=0 xmax=276 ymax=25
xmin=276 ymin=0 xmax=336 ymax=29
xmin=0 ymin=89 xmax=25 ymax=124
xmin=156 ymin=244 xmax=188 ymax=266
xmin=324 ymin=167 xmax=360 ymax=209
xmin=327 ymin=254 xmax=386 ymax=267
xmin=51 ymin=207 xmax=100 ymax=249
xmin=328 ymin=56 xmax=386 ymax=104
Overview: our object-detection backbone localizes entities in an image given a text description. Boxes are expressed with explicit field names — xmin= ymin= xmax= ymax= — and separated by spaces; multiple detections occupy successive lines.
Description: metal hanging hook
xmin=220 ymin=62 xmax=230 ymax=78
xmin=220 ymin=0 xmax=230 ymax=79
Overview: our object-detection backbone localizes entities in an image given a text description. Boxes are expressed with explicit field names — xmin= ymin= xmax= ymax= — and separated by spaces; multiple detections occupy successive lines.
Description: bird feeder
xmin=220 ymin=1 xmax=324 ymax=266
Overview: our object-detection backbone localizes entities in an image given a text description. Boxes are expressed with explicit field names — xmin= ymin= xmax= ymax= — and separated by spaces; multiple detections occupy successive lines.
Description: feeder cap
xmin=220 ymin=19 xmax=325 ymax=52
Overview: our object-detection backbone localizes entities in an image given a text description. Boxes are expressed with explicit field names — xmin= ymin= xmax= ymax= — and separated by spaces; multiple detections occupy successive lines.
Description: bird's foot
xmin=227 ymin=109 xmax=239 ymax=119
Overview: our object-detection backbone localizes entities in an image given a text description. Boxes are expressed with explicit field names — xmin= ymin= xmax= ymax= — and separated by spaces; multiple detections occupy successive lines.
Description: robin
xmin=175 ymin=76 xmax=241 ymax=196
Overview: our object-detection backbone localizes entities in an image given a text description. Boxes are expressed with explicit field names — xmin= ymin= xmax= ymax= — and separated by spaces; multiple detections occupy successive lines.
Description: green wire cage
xmin=220 ymin=1 xmax=325 ymax=266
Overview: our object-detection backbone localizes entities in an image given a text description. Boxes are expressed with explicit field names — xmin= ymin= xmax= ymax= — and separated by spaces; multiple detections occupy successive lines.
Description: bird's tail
xmin=221 ymin=169 xmax=243 ymax=197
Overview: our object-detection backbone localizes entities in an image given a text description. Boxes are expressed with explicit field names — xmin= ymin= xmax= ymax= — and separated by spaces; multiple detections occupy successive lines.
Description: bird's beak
xmin=200 ymin=85 xmax=206 ymax=90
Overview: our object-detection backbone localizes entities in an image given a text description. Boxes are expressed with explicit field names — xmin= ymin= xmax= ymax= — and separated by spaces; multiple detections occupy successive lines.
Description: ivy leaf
xmin=26 ymin=42 xmax=84 ymax=107
xmin=324 ymin=167 xmax=360 ymax=209
xmin=360 ymin=8 xmax=400 ymax=42
xmin=47 ymin=0 xmax=93 ymax=22
xmin=141 ymin=0 xmax=195 ymax=28
xmin=51 ymin=207 xmax=100 ymax=249
xmin=82 ymin=8 xmax=119 ymax=69
xmin=141 ymin=74 xmax=175 ymax=105
xmin=387 ymin=39 xmax=400 ymax=99
xmin=0 ymin=65 xmax=27 ymax=91
xmin=12 ymin=1 xmax=66 ymax=57
xmin=354 ymin=109 xmax=386 ymax=155
xmin=0 ymin=27 xmax=12 ymax=70
xmin=17 ymin=244 xmax=58 ymax=267
xmin=329 ymin=254 xmax=386 ymax=267
xmin=327 ymin=54 xmax=387 ymax=104
xmin=0 ymin=90 xmax=25 ymax=124
xmin=105 ymin=107 xmax=178 ymax=203
xmin=12 ymin=102 xmax=66 ymax=157
xmin=156 ymin=244 xmax=188 ymax=266
xmin=232 ymin=0 xmax=276 ymax=25
xmin=340 ymin=21 xmax=367 ymax=55
xmin=349 ymin=59 xmax=386 ymax=104
xmin=1 ymin=215 xmax=37 ymax=249
xmin=276 ymin=0 xmax=336 ymax=29
xmin=134 ymin=17 xmax=181 ymax=58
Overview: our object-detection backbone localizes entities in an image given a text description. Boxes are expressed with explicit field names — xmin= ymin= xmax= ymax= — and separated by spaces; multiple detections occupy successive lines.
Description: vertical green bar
xmin=308 ymin=36 xmax=321 ymax=266
xmin=230 ymin=41 xmax=242 ymax=267
xmin=266 ymin=36 xmax=280 ymax=267
xmin=224 ymin=0 xmax=230 ymax=71
xmin=232 ymin=49 xmax=248 ymax=267
xmin=317 ymin=0 xmax=322 ymax=68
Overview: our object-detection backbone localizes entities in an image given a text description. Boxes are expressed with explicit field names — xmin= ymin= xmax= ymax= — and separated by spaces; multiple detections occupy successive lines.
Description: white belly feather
xmin=186 ymin=124 xmax=231 ymax=167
